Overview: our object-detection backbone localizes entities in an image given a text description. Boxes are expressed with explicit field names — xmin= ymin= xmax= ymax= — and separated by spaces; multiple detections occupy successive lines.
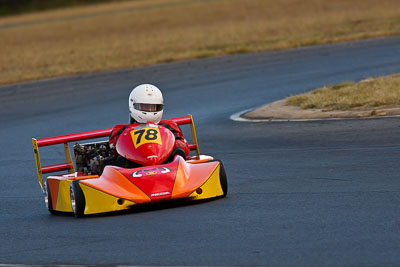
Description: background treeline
xmin=0 ymin=0 xmax=125 ymax=16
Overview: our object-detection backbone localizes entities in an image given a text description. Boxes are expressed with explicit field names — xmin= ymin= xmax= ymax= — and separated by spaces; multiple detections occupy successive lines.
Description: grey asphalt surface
xmin=1 ymin=36 xmax=400 ymax=266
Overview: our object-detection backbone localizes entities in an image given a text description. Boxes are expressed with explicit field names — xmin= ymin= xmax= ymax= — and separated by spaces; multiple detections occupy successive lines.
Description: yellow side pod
xmin=80 ymin=184 xmax=136 ymax=215
xmin=188 ymin=164 xmax=225 ymax=200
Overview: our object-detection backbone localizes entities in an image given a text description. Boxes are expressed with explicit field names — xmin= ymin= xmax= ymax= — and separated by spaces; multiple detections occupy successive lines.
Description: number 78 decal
xmin=130 ymin=128 xmax=162 ymax=148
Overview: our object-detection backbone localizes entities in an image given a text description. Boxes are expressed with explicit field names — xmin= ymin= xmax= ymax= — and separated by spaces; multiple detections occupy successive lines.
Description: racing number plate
xmin=130 ymin=127 xmax=162 ymax=148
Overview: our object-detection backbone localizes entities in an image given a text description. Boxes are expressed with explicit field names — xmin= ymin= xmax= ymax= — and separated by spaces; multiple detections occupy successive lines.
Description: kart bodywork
xmin=32 ymin=115 xmax=227 ymax=217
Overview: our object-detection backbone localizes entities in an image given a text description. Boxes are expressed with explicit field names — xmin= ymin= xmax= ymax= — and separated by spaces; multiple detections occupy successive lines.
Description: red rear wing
xmin=32 ymin=115 xmax=200 ymax=189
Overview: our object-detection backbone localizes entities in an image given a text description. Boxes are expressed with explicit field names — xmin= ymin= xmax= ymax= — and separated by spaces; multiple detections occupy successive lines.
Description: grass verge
xmin=0 ymin=0 xmax=400 ymax=85
xmin=287 ymin=74 xmax=400 ymax=111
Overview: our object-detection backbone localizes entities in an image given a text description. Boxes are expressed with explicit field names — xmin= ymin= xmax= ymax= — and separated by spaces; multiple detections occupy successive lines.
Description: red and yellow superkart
xmin=32 ymin=115 xmax=227 ymax=217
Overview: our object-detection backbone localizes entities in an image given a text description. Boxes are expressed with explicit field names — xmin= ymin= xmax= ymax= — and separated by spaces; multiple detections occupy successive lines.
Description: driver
xmin=109 ymin=84 xmax=190 ymax=167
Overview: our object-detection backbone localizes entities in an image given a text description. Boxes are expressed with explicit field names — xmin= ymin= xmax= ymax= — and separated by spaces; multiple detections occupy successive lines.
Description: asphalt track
xmin=1 ymin=36 xmax=400 ymax=266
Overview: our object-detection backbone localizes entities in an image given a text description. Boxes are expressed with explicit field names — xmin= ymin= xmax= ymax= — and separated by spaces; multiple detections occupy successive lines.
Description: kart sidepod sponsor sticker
xmin=131 ymin=167 xmax=171 ymax=178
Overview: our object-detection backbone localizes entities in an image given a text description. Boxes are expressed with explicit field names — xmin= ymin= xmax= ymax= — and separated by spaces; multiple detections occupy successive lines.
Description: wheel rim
xmin=70 ymin=187 xmax=76 ymax=214
xmin=43 ymin=182 xmax=49 ymax=209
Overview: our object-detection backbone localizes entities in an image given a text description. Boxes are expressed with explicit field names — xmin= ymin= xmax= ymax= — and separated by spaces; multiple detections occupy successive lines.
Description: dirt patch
xmin=242 ymin=99 xmax=400 ymax=120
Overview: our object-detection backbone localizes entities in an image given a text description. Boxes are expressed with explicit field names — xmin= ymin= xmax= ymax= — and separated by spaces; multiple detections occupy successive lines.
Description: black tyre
xmin=44 ymin=180 xmax=55 ymax=214
xmin=70 ymin=181 xmax=86 ymax=218
xmin=217 ymin=160 xmax=228 ymax=197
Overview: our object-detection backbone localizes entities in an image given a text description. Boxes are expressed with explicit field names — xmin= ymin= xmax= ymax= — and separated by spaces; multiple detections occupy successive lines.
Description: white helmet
xmin=129 ymin=84 xmax=164 ymax=124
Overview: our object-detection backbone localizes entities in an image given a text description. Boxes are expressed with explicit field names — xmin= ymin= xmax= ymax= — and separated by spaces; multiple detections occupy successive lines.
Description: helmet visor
xmin=134 ymin=103 xmax=164 ymax=112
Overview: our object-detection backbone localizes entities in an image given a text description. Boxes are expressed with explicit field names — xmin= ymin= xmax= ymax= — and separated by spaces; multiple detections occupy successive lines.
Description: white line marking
xmin=230 ymin=109 xmax=400 ymax=122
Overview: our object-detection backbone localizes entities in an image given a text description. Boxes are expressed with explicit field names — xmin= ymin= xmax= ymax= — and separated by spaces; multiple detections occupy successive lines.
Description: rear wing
xmin=32 ymin=114 xmax=200 ymax=190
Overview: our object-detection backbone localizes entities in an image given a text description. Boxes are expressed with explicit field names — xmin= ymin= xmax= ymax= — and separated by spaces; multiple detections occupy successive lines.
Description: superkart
xmin=32 ymin=115 xmax=227 ymax=217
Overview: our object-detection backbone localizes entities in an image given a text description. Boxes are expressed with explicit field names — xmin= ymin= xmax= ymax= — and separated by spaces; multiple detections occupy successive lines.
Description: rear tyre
xmin=70 ymin=181 xmax=85 ymax=218
xmin=44 ymin=180 xmax=55 ymax=214
xmin=217 ymin=160 xmax=228 ymax=197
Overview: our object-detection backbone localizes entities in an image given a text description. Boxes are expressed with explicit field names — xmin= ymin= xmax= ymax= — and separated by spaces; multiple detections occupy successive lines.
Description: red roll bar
xmin=36 ymin=128 xmax=112 ymax=147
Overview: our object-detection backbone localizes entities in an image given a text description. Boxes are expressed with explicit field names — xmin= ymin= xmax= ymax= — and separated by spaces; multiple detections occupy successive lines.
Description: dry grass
xmin=287 ymin=74 xmax=400 ymax=110
xmin=1 ymin=0 xmax=400 ymax=85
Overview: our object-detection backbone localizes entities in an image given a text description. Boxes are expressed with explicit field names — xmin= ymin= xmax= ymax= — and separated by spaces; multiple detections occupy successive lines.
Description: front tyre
xmin=217 ymin=160 xmax=228 ymax=197
xmin=70 ymin=181 xmax=85 ymax=218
